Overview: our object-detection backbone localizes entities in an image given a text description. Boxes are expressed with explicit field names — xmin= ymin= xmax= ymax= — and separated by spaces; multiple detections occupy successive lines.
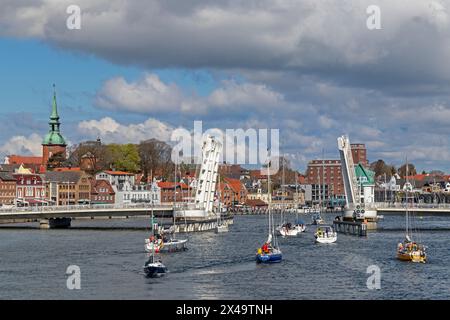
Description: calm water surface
xmin=1 ymin=214 xmax=449 ymax=299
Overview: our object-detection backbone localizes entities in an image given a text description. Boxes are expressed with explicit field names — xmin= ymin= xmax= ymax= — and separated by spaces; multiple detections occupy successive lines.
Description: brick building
xmin=45 ymin=171 xmax=91 ymax=205
xmin=306 ymin=144 xmax=368 ymax=198
xmin=306 ymin=160 xmax=343 ymax=197
xmin=90 ymin=178 xmax=115 ymax=204
xmin=351 ymin=143 xmax=368 ymax=167
xmin=0 ymin=172 xmax=17 ymax=206
xmin=219 ymin=177 xmax=248 ymax=207
xmin=13 ymin=172 xmax=47 ymax=206
xmin=158 ymin=182 xmax=191 ymax=203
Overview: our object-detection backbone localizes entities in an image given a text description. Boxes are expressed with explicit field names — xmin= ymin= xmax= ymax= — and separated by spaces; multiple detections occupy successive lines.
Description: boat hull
xmin=256 ymin=252 xmax=282 ymax=263
xmin=278 ymin=225 xmax=306 ymax=236
xmin=315 ymin=234 xmax=337 ymax=244
xmin=144 ymin=263 xmax=168 ymax=277
xmin=145 ymin=239 xmax=188 ymax=253
xmin=215 ymin=225 xmax=229 ymax=233
xmin=397 ymin=251 xmax=426 ymax=263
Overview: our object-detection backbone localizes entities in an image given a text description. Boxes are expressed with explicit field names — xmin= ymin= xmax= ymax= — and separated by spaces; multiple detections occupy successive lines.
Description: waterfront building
xmin=247 ymin=187 xmax=271 ymax=204
xmin=96 ymin=170 xmax=135 ymax=186
xmin=355 ymin=164 xmax=376 ymax=204
xmin=306 ymin=160 xmax=343 ymax=197
xmin=13 ymin=168 xmax=47 ymax=206
xmin=158 ymin=181 xmax=190 ymax=203
xmin=306 ymin=143 xmax=369 ymax=198
xmin=44 ymin=171 xmax=91 ymax=206
xmin=271 ymin=185 xmax=305 ymax=209
xmin=113 ymin=181 xmax=160 ymax=205
xmin=90 ymin=178 xmax=115 ymax=204
xmin=0 ymin=172 xmax=17 ymax=206
xmin=219 ymin=177 xmax=248 ymax=208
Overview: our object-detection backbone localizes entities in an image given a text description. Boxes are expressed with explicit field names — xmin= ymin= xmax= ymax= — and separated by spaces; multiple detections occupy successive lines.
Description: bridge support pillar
xmin=40 ymin=218 xmax=71 ymax=229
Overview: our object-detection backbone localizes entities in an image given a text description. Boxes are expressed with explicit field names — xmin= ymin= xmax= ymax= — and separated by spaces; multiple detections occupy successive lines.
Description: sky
xmin=1 ymin=0 xmax=450 ymax=172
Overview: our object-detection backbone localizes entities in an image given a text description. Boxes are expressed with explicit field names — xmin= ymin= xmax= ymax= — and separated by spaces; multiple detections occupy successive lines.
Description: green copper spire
xmin=42 ymin=84 xmax=67 ymax=146
xmin=50 ymin=84 xmax=59 ymax=122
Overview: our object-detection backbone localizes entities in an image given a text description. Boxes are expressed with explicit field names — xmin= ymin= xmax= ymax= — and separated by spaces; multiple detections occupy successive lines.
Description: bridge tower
xmin=194 ymin=136 xmax=222 ymax=214
xmin=338 ymin=135 xmax=378 ymax=223
xmin=174 ymin=135 xmax=223 ymax=220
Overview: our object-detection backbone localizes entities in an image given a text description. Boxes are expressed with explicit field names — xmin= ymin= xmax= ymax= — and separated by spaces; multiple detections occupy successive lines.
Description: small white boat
xmin=145 ymin=237 xmax=188 ymax=253
xmin=278 ymin=222 xmax=306 ymax=236
xmin=215 ymin=223 xmax=229 ymax=233
xmin=312 ymin=213 xmax=324 ymax=225
xmin=314 ymin=225 xmax=337 ymax=244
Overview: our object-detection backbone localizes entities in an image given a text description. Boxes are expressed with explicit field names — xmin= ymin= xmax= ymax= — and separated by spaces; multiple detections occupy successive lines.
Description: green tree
xmin=107 ymin=143 xmax=141 ymax=172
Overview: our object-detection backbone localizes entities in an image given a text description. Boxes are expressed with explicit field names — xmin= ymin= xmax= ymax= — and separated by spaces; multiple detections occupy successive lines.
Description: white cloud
xmin=95 ymin=74 xmax=285 ymax=114
xmin=96 ymin=74 xmax=183 ymax=113
xmin=78 ymin=117 xmax=173 ymax=143
xmin=0 ymin=133 xmax=42 ymax=157
xmin=5 ymin=0 xmax=450 ymax=89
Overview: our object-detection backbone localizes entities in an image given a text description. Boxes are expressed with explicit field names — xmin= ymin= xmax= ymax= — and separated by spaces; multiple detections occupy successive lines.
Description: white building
xmin=114 ymin=181 xmax=161 ymax=205
xmin=96 ymin=170 xmax=135 ymax=186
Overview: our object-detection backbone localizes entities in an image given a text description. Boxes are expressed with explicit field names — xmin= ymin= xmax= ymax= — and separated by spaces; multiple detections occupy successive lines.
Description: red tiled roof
xmin=405 ymin=174 xmax=428 ymax=181
xmin=104 ymin=170 xmax=134 ymax=176
xmin=223 ymin=177 xmax=245 ymax=193
xmin=7 ymin=155 xmax=42 ymax=165
xmin=245 ymin=199 xmax=268 ymax=207
xmin=157 ymin=182 xmax=189 ymax=190
xmin=90 ymin=178 xmax=115 ymax=195
xmin=54 ymin=167 xmax=81 ymax=172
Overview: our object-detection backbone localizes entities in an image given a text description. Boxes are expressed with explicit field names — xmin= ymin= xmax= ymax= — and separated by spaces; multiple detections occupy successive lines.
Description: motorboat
xmin=312 ymin=213 xmax=324 ymax=225
xmin=278 ymin=221 xmax=306 ymax=236
xmin=314 ymin=225 xmax=337 ymax=244
xmin=143 ymin=256 xmax=168 ymax=277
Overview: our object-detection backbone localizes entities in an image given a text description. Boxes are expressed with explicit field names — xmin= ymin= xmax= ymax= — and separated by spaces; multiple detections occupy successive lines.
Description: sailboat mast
xmin=268 ymin=160 xmax=271 ymax=237
xmin=405 ymin=158 xmax=409 ymax=239
xmin=322 ymin=149 xmax=325 ymax=213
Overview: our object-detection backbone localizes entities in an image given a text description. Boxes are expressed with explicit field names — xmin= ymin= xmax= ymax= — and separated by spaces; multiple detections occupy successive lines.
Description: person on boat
xmin=262 ymin=243 xmax=269 ymax=254
xmin=317 ymin=228 xmax=323 ymax=238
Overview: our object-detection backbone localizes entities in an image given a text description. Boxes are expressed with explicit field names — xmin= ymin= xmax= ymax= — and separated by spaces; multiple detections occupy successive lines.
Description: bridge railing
xmin=0 ymin=203 xmax=173 ymax=214
xmin=375 ymin=202 xmax=450 ymax=210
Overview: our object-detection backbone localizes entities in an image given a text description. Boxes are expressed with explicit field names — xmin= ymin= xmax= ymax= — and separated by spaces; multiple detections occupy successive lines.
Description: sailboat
xmin=396 ymin=160 xmax=427 ymax=263
xmin=276 ymin=158 xmax=305 ymax=237
xmin=312 ymin=154 xmax=325 ymax=225
xmin=143 ymin=207 xmax=168 ymax=277
xmin=256 ymin=159 xmax=282 ymax=263
xmin=145 ymin=161 xmax=188 ymax=253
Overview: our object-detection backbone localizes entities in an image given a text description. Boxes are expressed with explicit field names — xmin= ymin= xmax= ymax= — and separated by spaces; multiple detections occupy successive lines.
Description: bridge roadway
xmin=376 ymin=202 xmax=450 ymax=216
xmin=0 ymin=203 xmax=174 ymax=222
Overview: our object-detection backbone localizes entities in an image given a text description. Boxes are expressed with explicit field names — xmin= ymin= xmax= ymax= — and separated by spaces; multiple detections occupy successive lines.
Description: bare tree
xmin=138 ymin=139 xmax=173 ymax=181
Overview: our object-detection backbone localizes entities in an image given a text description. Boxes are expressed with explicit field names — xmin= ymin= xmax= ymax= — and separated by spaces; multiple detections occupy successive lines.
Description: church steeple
xmin=50 ymin=84 xmax=60 ymax=122
xmin=42 ymin=84 xmax=66 ymax=146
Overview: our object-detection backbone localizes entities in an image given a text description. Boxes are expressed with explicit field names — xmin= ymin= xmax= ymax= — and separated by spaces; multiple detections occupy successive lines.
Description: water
xmin=1 ymin=214 xmax=449 ymax=299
